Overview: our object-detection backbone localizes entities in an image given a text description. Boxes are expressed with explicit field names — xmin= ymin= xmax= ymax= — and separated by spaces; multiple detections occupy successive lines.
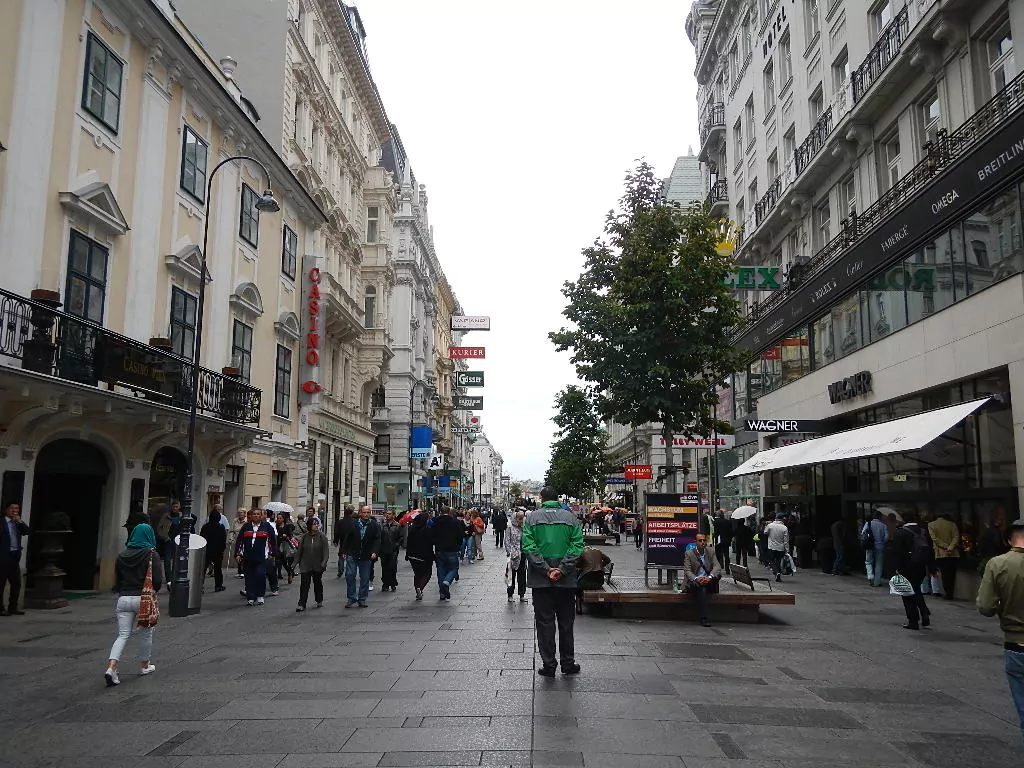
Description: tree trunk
xmin=662 ymin=427 xmax=676 ymax=493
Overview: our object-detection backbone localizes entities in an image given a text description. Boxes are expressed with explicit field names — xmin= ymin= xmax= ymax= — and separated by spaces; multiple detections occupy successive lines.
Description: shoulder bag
xmin=137 ymin=550 xmax=160 ymax=628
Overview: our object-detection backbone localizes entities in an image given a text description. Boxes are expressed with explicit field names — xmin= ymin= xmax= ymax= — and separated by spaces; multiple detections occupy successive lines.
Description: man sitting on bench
xmin=683 ymin=533 xmax=723 ymax=627
xmin=576 ymin=546 xmax=612 ymax=614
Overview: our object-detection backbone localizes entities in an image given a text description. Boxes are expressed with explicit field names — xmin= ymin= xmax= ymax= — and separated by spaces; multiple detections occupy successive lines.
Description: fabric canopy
xmin=725 ymin=398 xmax=990 ymax=477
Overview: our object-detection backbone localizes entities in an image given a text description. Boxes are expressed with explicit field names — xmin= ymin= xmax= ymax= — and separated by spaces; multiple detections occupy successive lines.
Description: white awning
xmin=725 ymin=398 xmax=990 ymax=477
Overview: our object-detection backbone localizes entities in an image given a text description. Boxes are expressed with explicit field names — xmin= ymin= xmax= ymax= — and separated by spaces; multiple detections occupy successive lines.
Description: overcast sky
xmin=356 ymin=0 xmax=699 ymax=480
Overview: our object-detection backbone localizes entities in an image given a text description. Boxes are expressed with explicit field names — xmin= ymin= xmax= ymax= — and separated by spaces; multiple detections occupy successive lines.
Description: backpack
xmin=909 ymin=526 xmax=932 ymax=566
xmin=860 ymin=521 xmax=875 ymax=551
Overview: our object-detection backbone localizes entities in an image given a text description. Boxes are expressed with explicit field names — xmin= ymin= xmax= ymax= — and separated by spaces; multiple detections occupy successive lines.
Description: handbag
xmin=504 ymin=556 xmax=514 ymax=587
xmin=137 ymin=551 xmax=160 ymax=628
xmin=888 ymin=573 xmax=915 ymax=597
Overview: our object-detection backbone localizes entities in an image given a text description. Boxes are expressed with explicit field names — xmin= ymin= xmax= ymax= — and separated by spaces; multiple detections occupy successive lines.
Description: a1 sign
xmin=449 ymin=346 xmax=485 ymax=359
xmin=624 ymin=465 xmax=653 ymax=480
xmin=456 ymin=371 xmax=485 ymax=387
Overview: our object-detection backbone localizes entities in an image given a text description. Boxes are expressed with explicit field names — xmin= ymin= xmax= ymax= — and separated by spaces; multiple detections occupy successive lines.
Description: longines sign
xmin=736 ymin=107 xmax=1024 ymax=352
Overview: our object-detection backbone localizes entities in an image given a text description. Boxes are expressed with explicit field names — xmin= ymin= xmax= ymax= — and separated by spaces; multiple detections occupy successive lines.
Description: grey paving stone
xmin=693 ymin=703 xmax=865 ymax=729
xmin=276 ymin=756 xmax=384 ymax=768
xmin=655 ymin=642 xmax=755 ymax=660
xmin=51 ymin=701 xmax=228 ymax=722
xmin=0 ymin=723 xmax=190 ymax=758
xmin=589 ymin=757 xmax=685 ymax=768
xmin=370 ymin=690 xmax=532 ymax=717
xmin=170 ymin=721 xmax=355 ymax=755
xmin=532 ymin=720 xmax=724 ymax=758
xmin=205 ymin=698 xmax=376 ymax=719
xmin=344 ymin=725 xmax=531 ymax=753
xmin=811 ymin=686 xmax=962 ymax=705
xmin=377 ymin=751 xmax=481 ymax=766
xmin=533 ymin=691 xmax=695 ymax=720
xmin=175 ymin=758 xmax=287 ymax=768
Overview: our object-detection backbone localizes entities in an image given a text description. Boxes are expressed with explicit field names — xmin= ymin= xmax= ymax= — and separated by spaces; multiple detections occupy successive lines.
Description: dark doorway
xmin=29 ymin=439 xmax=110 ymax=591
xmin=148 ymin=446 xmax=186 ymax=537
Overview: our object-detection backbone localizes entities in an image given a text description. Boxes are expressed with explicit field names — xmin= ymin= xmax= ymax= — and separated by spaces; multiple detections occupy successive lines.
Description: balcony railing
xmin=0 ymin=288 xmax=261 ymax=424
xmin=794 ymin=107 xmax=833 ymax=175
xmin=706 ymin=179 xmax=728 ymax=207
xmin=737 ymin=68 xmax=1024 ymax=337
xmin=754 ymin=175 xmax=783 ymax=226
xmin=852 ymin=7 xmax=910 ymax=103
xmin=699 ymin=102 xmax=726 ymax=147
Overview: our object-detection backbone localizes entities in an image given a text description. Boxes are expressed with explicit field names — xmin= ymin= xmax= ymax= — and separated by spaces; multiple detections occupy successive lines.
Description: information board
xmin=644 ymin=492 xmax=700 ymax=569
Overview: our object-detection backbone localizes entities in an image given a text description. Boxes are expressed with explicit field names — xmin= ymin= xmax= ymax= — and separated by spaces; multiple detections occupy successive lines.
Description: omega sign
xmin=827 ymin=371 xmax=872 ymax=404
xmin=303 ymin=267 xmax=322 ymax=394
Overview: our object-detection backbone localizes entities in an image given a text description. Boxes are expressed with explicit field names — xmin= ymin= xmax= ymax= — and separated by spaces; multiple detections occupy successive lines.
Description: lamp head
xmin=256 ymin=188 xmax=280 ymax=213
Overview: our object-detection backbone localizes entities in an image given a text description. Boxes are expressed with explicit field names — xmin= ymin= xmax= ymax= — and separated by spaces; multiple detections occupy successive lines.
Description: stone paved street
xmin=0 ymin=540 xmax=1020 ymax=768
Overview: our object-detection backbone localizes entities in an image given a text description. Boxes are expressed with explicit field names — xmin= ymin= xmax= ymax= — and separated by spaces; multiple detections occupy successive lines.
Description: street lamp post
xmin=168 ymin=156 xmax=280 ymax=619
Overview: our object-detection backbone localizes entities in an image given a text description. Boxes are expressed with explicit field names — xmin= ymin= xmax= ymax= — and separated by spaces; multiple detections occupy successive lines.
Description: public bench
xmin=583 ymin=533 xmax=618 ymax=546
xmin=581 ymin=572 xmax=794 ymax=622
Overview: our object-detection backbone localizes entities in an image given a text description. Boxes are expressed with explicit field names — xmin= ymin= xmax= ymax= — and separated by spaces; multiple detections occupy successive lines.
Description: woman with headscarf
xmin=405 ymin=512 xmax=434 ymax=601
xmin=505 ymin=510 xmax=528 ymax=603
xmin=294 ymin=517 xmax=329 ymax=611
xmin=105 ymin=523 xmax=163 ymax=686
xmin=199 ymin=509 xmax=227 ymax=592
xmin=275 ymin=512 xmax=297 ymax=585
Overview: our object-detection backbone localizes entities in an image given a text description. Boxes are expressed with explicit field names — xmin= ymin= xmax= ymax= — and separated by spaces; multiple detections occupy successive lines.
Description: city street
xmin=0 ymin=540 xmax=1019 ymax=768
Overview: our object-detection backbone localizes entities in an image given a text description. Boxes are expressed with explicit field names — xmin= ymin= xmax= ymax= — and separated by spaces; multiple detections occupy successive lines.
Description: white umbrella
xmin=263 ymin=501 xmax=295 ymax=516
xmin=731 ymin=505 xmax=758 ymax=520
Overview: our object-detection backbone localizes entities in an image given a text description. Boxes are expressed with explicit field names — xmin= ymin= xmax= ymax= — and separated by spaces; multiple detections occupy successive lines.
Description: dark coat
xmin=894 ymin=523 xmax=933 ymax=577
xmin=0 ymin=517 xmax=29 ymax=563
xmin=236 ymin=521 xmax=276 ymax=564
xmin=199 ymin=519 xmax=227 ymax=558
xmin=405 ymin=519 xmax=434 ymax=562
xmin=295 ymin=531 xmax=330 ymax=573
xmin=491 ymin=511 xmax=509 ymax=532
xmin=340 ymin=517 xmax=381 ymax=560
xmin=379 ymin=520 xmax=403 ymax=556
xmin=115 ymin=547 xmax=164 ymax=595
xmin=430 ymin=515 xmax=467 ymax=553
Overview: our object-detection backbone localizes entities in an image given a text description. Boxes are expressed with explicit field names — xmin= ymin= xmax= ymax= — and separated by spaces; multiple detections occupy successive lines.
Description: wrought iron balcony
xmin=794 ymin=107 xmax=833 ymax=175
xmin=706 ymin=179 xmax=728 ymax=208
xmin=852 ymin=6 xmax=910 ymax=103
xmin=0 ymin=287 xmax=261 ymax=424
xmin=754 ymin=176 xmax=783 ymax=227
xmin=699 ymin=102 xmax=726 ymax=149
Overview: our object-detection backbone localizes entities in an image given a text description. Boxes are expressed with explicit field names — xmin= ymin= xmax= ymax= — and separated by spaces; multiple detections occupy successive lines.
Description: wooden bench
xmin=581 ymin=574 xmax=794 ymax=622
xmin=583 ymin=533 xmax=618 ymax=546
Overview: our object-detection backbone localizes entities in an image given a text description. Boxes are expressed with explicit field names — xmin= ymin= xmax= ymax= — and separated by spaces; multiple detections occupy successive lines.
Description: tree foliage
xmin=550 ymin=162 xmax=748 ymax=449
xmin=544 ymin=386 xmax=610 ymax=500
xmin=508 ymin=481 xmax=523 ymax=501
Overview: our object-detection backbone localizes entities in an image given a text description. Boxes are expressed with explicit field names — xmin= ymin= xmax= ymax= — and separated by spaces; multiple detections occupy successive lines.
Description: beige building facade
xmin=0 ymin=0 xmax=326 ymax=591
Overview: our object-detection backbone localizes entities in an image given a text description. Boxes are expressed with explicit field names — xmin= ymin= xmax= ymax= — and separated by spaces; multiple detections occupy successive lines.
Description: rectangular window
xmin=882 ymin=134 xmax=901 ymax=190
xmin=744 ymin=98 xmax=755 ymax=150
xmin=232 ymin=319 xmax=253 ymax=384
xmin=169 ymin=287 xmax=197 ymax=360
xmin=274 ymin=344 xmax=292 ymax=418
xmin=779 ymin=33 xmax=793 ymax=86
xmin=282 ymin=225 xmax=297 ymax=280
xmin=832 ymin=48 xmax=850 ymax=92
xmin=742 ymin=14 xmax=752 ymax=60
xmin=81 ymin=33 xmax=123 ymax=132
xmin=374 ymin=434 xmax=391 ymax=465
xmin=964 ymin=185 xmax=1023 ymax=295
xmin=809 ymin=86 xmax=824 ymax=122
xmin=783 ymin=126 xmax=796 ymax=164
xmin=767 ymin=150 xmax=779 ymax=181
xmin=805 ymin=0 xmax=820 ymax=41
xmin=65 ymin=230 xmax=108 ymax=323
xmin=364 ymin=289 xmax=376 ymax=328
xmin=812 ymin=313 xmax=834 ymax=369
xmin=729 ymin=42 xmax=739 ymax=84
xmin=366 ymin=205 xmax=379 ymax=243
xmin=874 ymin=0 xmax=895 ymax=35
xmin=988 ymin=24 xmax=1015 ymax=92
xmin=180 ymin=125 xmax=208 ymax=202
xmin=733 ymin=119 xmax=743 ymax=163
xmin=839 ymin=175 xmax=856 ymax=219
xmin=763 ymin=61 xmax=776 ymax=113
xmin=748 ymin=180 xmax=758 ymax=211
xmin=359 ymin=455 xmax=369 ymax=498
xmin=921 ymin=91 xmax=941 ymax=146
xmin=239 ymin=184 xmax=260 ymax=246
xmin=831 ymin=293 xmax=863 ymax=359
xmin=814 ymin=199 xmax=831 ymax=249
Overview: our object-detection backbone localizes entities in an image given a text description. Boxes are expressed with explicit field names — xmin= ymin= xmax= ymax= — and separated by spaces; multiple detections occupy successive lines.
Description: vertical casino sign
xmin=301 ymin=255 xmax=323 ymax=402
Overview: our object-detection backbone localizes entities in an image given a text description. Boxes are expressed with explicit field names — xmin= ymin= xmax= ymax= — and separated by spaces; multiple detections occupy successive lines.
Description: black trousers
xmin=507 ymin=560 xmax=527 ymax=597
xmin=715 ymin=543 xmax=731 ymax=573
xmin=267 ymin=561 xmax=279 ymax=592
xmin=901 ymin=565 xmax=931 ymax=626
xmin=298 ymin=570 xmax=324 ymax=607
xmin=410 ymin=558 xmax=433 ymax=590
xmin=0 ymin=551 xmax=23 ymax=611
xmin=494 ymin=529 xmax=505 ymax=548
xmin=936 ymin=557 xmax=958 ymax=599
xmin=205 ymin=551 xmax=223 ymax=590
xmin=532 ymin=587 xmax=576 ymax=668
xmin=380 ymin=552 xmax=399 ymax=588
xmin=688 ymin=578 xmax=720 ymax=620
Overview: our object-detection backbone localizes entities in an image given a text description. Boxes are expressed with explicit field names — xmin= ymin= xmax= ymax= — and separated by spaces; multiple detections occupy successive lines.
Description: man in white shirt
xmin=765 ymin=513 xmax=790 ymax=583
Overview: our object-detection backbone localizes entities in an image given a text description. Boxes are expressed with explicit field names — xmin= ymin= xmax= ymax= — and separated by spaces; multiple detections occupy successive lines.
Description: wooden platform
xmin=581 ymin=575 xmax=795 ymax=622
xmin=583 ymin=533 xmax=618 ymax=545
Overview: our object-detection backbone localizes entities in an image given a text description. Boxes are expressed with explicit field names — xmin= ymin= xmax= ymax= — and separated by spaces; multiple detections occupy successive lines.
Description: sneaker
xmin=345 ymin=601 xmax=357 ymax=609
xmin=104 ymin=667 xmax=120 ymax=687
xmin=240 ymin=590 xmax=247 ymax=597
xmin=508 ymin=596 xmax=515 ymax=603
xmin=246 ymin=600 xmax=255 ymax=606
xmin=368 ymin=585 xmax=374 ymax=591
xmin=358 ymin=602 xmax=368 ymax=608
xmin=315 ymin=602 xmax=323 ymax=609
xmin=561 ymin=662 xmax=581 ymax=675
xmin=537 ymin=666 xmax=557 ymax=678
xmin=269 ymin=591 xmax=280 ymax=597
xmin=256 ymin=597 xmax=265 ymax=606
xmin=520 ymin=596 xmax=528 ymax=603
xmin=140 ymin=664 xmax=156 ymax=676
xmin=700 ymin=617 xmax=712 ymax=627
xmin=415 ymin=589 xmax=423 ymax=601
xmin=296 ymin=605 xmax=305 ymax=612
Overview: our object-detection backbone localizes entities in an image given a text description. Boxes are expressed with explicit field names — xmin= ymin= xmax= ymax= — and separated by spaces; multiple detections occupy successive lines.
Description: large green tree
xmin=550 ymin=162 xmax=747 ymax=490
xmin=544 ymin=386 xmax=610 ymax=500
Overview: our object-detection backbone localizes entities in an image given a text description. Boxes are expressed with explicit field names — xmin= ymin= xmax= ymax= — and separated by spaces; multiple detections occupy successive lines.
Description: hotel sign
xmin=736 ymin=107 xmax=1024 ymax=352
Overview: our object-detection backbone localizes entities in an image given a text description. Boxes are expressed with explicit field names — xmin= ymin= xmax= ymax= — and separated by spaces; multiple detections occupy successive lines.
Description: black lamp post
xmin=168 ymin=155 xmax=280 ymax=618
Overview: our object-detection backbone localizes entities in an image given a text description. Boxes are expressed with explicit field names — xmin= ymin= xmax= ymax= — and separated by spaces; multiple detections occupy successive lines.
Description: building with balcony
xmin=470 ymin=433 xmax=504 ymax=506
xmin=661 ymin=151 xmax=707 ymax=205
xmin=0 ymin=0 xmax=326 ymax=591
xmin=174 ymin=0 xmax=397 ymax=531
xmin=688 ymin=0 xmax=1024 ymax=596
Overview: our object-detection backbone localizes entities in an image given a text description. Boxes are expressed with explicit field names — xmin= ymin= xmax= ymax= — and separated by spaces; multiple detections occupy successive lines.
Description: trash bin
xmin=174 ymin=533 xmax=207 ymax=615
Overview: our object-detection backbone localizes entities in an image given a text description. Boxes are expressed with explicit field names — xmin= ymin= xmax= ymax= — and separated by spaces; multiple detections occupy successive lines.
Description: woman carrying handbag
xmin=105 ymin=523 xmax=163 ymax=686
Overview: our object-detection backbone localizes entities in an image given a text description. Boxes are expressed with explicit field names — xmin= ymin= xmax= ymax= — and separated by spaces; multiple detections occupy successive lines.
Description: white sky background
xmin=355 ymin=0 xmax=699 ymax=480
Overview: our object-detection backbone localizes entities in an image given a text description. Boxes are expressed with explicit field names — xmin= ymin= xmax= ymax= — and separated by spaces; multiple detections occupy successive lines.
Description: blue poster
xmin=410 ymin=426 xmax=433 ymax=458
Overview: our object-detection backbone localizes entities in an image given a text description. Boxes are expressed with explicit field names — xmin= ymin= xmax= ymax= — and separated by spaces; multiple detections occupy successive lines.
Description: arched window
xmin=364 ymin=285 xmax=377 ymax=328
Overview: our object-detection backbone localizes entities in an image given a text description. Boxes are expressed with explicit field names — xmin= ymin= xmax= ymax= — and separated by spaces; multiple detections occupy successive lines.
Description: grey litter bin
xmin=174 ymin=533 xmax=207 ymax=615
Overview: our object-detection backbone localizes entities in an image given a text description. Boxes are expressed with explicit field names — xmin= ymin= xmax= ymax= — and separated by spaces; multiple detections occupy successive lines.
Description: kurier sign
xmin=449 ymin=346 xmax=485 ymax=359
xmin=735 ymin=106 xmax=1024 ymax=353
xmin=456 ymin=371 xmax=485 ymax=387
xmin=451 ymin=316 xmax=491 ymax=331
xmin=744 ymin=419 xmax=825 ymax=433
xmin=453 ymin=395 xmax=484 ymax=410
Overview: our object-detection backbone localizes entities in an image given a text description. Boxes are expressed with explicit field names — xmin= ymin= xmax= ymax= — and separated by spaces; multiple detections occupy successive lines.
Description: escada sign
xmin=827 ymin=371 xmax=873 ymax=404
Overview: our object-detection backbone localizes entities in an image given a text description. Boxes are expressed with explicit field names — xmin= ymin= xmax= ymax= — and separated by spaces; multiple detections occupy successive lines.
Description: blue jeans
xmin=462 ymin=536 xmax=475 ymax=561
xmin=1007 ymin=650 xmax=1024 ymax=742
xmin=865 ymin=546 xmax=884 ymax=586
xmin=345 ymin=557 xmax=372 ymax=604
xmin=435 ymin=552 xmax=460 ymax=592
xmin=832 ymin=542 xmax=845 ymax=574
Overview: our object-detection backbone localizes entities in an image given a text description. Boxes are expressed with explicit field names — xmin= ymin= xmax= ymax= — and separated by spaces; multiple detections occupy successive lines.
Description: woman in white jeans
xmin=105 ymin=523 xmax=164 ymax=686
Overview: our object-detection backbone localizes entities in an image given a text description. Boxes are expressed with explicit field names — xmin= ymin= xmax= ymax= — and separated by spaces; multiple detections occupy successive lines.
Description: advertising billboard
xmin=644 ymin=493 xmax=700 ymax=569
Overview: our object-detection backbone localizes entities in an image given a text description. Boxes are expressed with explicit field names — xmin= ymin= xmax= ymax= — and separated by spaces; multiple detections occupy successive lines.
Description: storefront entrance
xmin=147 ymin=446 xmax=186 ymax=533
xmin=29 ymin=439 xmax=110 ymax=591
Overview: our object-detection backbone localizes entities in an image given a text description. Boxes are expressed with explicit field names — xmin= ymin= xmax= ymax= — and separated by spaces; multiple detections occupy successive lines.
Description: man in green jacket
xmin=977 ymin=517 xmax=1024 ymax=741
xmin=522 ymin=487 xmax=585 ymax=677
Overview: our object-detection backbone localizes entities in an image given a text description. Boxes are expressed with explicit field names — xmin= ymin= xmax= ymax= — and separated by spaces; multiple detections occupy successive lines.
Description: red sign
xmin=686 ymin=482 xmax=698 ymax=492
xmin=623 ymin=465 xmax=652 ymax=480
xmin=306 ymin=268 xmax=322 ymax=370
xmin=449 ymin=346 xmax=485 ymax=359
xmin=761 ymin=346 xmax=782 ymax=360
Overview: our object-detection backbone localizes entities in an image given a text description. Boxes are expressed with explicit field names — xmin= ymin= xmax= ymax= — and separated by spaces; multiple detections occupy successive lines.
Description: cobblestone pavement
xmin=0 ymin=537 xmax=1020 ymax=767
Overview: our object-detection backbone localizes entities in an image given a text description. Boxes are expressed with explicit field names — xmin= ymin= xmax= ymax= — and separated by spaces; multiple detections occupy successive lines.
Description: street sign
xmin=743 ymin=419 xmax=824 ymax=433
xmin=624 ymin=465 xmax=653 ymax=480
xmin=606 ymin=477 xmax=631 ymax=485
xmin=428 ymin=454 xmax=445 ymax=470
xmin=449 ymin=346 xmax=485 ymax=358
xmin=451 ymin=426 xmax=482 ymax=434
xmin=451 ymin=316 xmax=491 ymax=331
xmin=454 ymin=395 xmax=483 ymax=410
xmin=410 ymin=426 xmax=432 ymax=459
xmin=456 ymin=370 xmax=485 ymax=387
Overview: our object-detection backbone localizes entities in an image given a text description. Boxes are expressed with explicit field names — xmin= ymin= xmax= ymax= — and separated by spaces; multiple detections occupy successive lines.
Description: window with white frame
xmin=366 ymin=206 xmax=379 ymax=243
xmin=805 ymin=0 xmax=820 ymax=41
xmin=809 ymin=85 xmax=824 ymax=122
xmin=763 ymin=60 xmax=776 ymax=113
xmin=814 ymin=199 xmax=831 ymax=249
xmin=364 ymin=285 xmax=377 ymax=328
xmin=82 ymin=33 xmax=123 ymax=133
xmin=767 ymin=149 xmax=779 ymax=181
xmin=274 ymin=344 xmax=292 ymax=418
xmin=282 ymin=225 xmax=297 ymax=280
xmin=874 ymin=0 xmax=895 ymax=35
xmin=742 ymin=14 xmax=752 ymax=60
xmin=832 ymin=48 xmax=850 ymax=93
xmin=744 ymin=98 xmax=755 ymax=150
xmin=239 ymin=184 xmax=260 ymax=247
xmin=733 ymin=119 xmax=743 ymax=163
xmin=920 ymin=91 xmax=941 ymax=146
xmin=783 ymin=126 xmax=796 ymax=164
xmin=779 ymin=32 xmax=793 ymax=86
xmin=729 ymin=42 xmax=739 ymax=84
xmin=748 ymin=179 xmax=758 ymax=210
xmin=881 ymin=133 xmax=901 ymax=190
xmin=839 ymin=175 xmax=856 ymax=219
xmin=988 ymin=24 xmax=1015 ymax=92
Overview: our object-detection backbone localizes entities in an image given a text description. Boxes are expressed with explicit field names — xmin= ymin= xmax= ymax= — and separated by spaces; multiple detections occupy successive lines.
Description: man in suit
xmin=1 ymin=502 xmax=31 ymax=615
xmin=683 ymin=531 xmax=723 ymax=628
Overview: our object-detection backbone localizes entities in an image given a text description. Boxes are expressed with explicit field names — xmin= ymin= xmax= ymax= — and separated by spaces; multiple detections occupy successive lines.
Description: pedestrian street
xmin=0 ymin=542 xmax=1019 ymax=768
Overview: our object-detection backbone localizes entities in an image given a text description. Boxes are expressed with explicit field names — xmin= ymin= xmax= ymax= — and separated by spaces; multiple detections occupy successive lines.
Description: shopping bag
xmin=888 ymin=574 xmax=915 ymax=597
xmin=784 ymin=553 xmax=797 ymax=575
xmin=137 ymin=551 xmax=160 ymax=628
xmin=504 ymin=557 xmax=514 ymax=587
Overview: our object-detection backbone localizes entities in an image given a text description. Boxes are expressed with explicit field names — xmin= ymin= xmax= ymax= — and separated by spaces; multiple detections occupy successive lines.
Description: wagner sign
xmin=744 ymin=419 xmax=824 ymax=433
xmin=735 ymin=107 xmax=1024 ymax=352
xmin=827 ymin=371 xmax=873 ymax=404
